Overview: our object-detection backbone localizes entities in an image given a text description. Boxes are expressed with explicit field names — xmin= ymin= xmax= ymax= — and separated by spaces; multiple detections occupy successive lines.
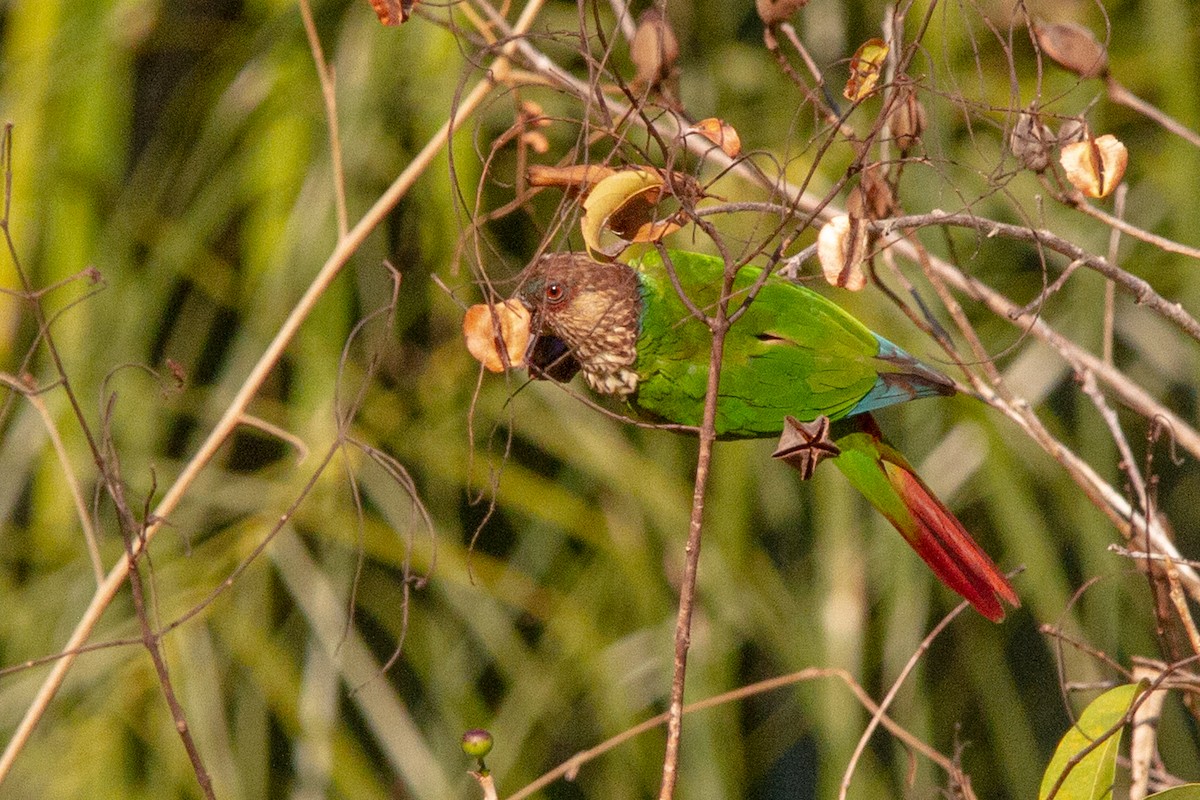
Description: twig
xmin=1078 ymin=369 xmax=1150 ymax=529
xmin=1107 ymin=76 xmax=1200 ymax=150
xmin=470 ymin=770 xmax=500 ymax=800
xmin=840 ymin=598 xmax=972 ymax=800
xmin=237 ymin=412 xmax=310 ymax=464
xmin=873 ymin=210 xmax=1200 ymax=346
xmin=25 ymin=385 xmax=105 ymax=584
xmin=505 ymin=667 xmax=970 ymax=800
xmin=1108 ymin=545 xmax=1200 ymax=570
xmin=1129 ymin=661 xmax=1168 ymax=800
xmin=1066 ymin=190 xmax=1200 ymax=262
xmin=1102 ymin=185 xmax=1127 ymax=364
xmin=658 ymin=254 xmax=734 ymax=800
xmin=1164 ymin=558 xmax=1200 ymax=657
xmin=299 ymin=0 xmax=349 ymax=238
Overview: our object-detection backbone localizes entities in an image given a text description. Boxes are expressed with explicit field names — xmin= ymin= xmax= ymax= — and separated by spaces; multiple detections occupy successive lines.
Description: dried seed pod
xmin=1033 ymin=20 xmax=1108 ymax=78
xmin=630 ymin=8 xmax=679 ymax=88
xmin=463 ymin=300 xmax=531 ymax=372
xmin=1059 ymin=134 xmax=1128 ymax=198
xmin=887 ymin=86 xmax=927 ymax=152
xmin=688 ymin=118 xmax=742 ymax=158
xmin=847 ymin=163 xmax=893 ymax=221
xmin=756 ymin=0 xmax=807 ymax=26
xmin=1057 ymin=117 xmax=1088 ymax=147
xmin=1010 ymin=110 xmax=1055 ymax=172
xmin=817 ymin=215 xmax=869 ymax=291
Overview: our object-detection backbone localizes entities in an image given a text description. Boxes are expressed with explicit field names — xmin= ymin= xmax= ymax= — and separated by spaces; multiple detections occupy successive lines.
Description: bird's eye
xmin=545 ymin=282 xmax=566 ymax=304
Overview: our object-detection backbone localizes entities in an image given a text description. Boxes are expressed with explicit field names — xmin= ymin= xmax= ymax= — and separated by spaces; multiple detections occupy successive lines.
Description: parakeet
xmin=514 ymin=249 xmax=1018 ymax=621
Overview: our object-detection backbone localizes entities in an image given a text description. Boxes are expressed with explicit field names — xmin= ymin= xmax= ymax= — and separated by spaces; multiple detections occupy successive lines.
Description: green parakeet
xmin=514 ymin=249 xmax=1018 ymax=621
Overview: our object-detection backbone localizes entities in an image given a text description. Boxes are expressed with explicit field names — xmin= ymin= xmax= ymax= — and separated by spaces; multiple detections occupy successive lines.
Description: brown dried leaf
xmin=463 ymin=301 xmax=531 ymax=372
xmin=817 ymin=215 xmax=868 ymax=291
xmin=688 ymin=118 xmax=742 ymax=158
xmin=844 ymin=38 xmax=888 ymax=102
xmin=1033 ymin=21 xmax=1108 ymax=78
xmin=629 ymin=217 xmax=683 ymax=244
xmin=1060 ymin=134 xmax=1128 ymax=198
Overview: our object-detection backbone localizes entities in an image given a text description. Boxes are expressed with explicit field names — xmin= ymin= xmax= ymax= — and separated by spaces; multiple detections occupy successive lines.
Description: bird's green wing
xmin=632 ymin=249 xmax=939 ymax=438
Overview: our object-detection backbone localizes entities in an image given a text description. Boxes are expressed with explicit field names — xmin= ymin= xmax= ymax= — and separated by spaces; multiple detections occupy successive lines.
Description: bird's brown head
xmin=515 ymin=253 xmax=642 ymax=397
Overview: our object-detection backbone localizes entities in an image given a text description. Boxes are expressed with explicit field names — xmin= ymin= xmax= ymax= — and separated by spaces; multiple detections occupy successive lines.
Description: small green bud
xmin=461 ymin=729 xmax=494 ymax=760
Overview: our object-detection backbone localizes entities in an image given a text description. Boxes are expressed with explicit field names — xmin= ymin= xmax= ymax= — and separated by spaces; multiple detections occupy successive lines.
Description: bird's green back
xmin=631 ymin=250 xmax=901 ymax=438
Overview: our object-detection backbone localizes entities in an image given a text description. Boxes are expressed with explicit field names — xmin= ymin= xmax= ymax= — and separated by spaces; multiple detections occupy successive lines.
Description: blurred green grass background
xmin=2 ymin=0 xmax=1199 ymax=797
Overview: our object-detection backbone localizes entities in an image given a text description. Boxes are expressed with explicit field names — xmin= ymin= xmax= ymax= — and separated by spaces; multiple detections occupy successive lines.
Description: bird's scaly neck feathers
xmin=517 ymin=253 xmax=642 ymax=397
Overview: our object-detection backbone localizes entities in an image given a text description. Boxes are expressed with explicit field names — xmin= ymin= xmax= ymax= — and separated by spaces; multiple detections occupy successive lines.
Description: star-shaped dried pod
xmin=772 ymin=415 xmax=841 ymax=480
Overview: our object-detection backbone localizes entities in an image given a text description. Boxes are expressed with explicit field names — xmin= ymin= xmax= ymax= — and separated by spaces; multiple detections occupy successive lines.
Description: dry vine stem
xmin=0 ymin=0 xmax=550 ymax=785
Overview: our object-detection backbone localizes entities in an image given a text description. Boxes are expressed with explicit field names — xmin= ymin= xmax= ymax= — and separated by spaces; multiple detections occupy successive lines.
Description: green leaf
xmin=1039 ymin=682 xmax=1147 ymax=800
xmin=1146 ymin=786 xmax=1200 ymax=800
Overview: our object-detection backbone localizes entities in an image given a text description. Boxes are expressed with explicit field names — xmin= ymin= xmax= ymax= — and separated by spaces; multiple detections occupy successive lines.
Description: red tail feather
xmin=885 ymin=462 xmax=1020 ymax=622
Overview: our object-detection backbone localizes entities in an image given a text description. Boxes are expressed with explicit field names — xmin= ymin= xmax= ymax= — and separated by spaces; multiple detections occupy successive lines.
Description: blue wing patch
xmin=845 ymin=334 xmax=956 ymax=416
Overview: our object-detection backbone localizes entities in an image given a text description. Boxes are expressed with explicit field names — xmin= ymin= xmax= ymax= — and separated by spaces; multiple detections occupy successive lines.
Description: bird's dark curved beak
xmin=528 ymin=335 xmax=580 ymax=382
xmin=514 ymin=291 xmax=581 ymax=383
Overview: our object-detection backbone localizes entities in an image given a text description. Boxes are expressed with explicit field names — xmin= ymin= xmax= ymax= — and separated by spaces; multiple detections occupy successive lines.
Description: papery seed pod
xmin=756 ymin=0 xmax=807 ymax=26
xmin=817 ymin=215 xmax=869 ymax=291
xmin=1059 ymin=134 xmax=1128 ymax=198
xmin=1010 ymin=110 xmax=1055 ymax=172
xmin=1033 ymin=21 xmax=1108 ymax=78
xmin=688 ymin=117 xmax=742 ymax=158
xmin=463 ymin=301 xmax=531 ymax=372
xmin=630 ymin=8 xmax=679 ymax=88
xmin=1057 ymin=117 xmax=1088 ymax=147
xmin=887 ymin=86 xmax=927 ymax=152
